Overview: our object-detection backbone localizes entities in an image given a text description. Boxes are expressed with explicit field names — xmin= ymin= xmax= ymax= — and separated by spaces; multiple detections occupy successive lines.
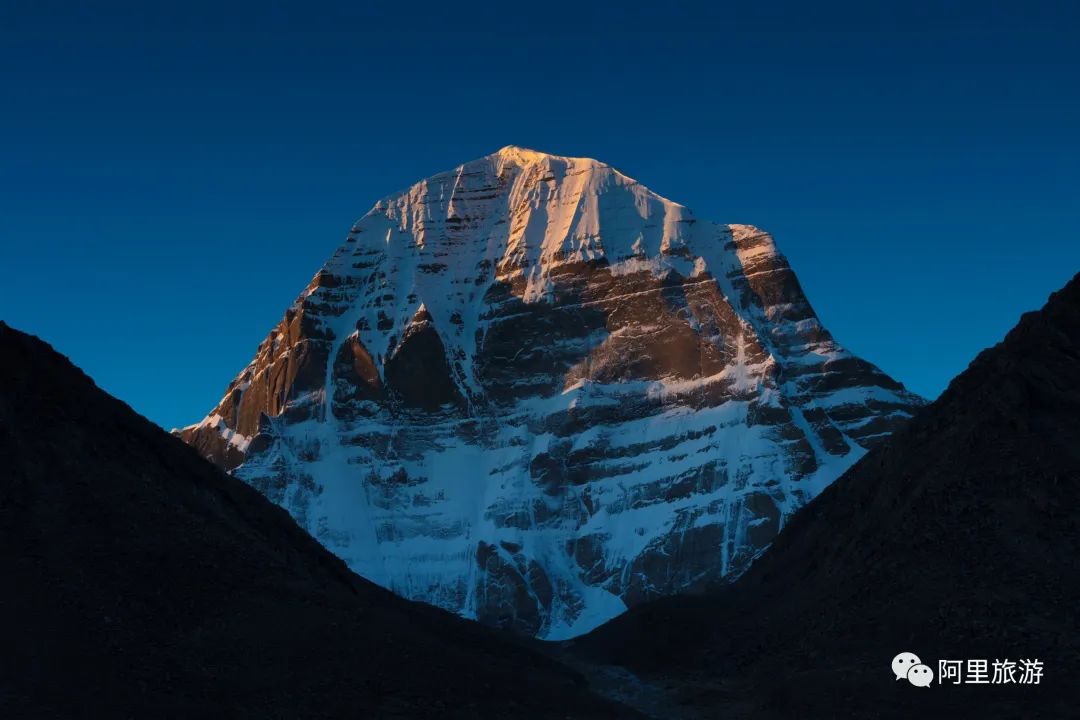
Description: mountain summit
xmin=181 ymin=147 xmax=921 ymax=637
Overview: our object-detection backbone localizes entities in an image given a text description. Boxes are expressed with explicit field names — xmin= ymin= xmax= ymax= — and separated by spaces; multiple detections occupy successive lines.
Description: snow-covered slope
xmin=181 ymin=146 xmax=922 ymax=638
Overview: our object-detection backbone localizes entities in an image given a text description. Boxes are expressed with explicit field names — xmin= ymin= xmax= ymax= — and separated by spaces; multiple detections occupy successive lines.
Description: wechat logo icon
xmin=892 ymin=651 xmax=934 ymax=687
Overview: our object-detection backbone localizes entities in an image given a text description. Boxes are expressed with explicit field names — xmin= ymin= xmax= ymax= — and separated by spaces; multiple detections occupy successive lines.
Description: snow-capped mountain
xmin=180 ymin=146 xmax=921 ymax=639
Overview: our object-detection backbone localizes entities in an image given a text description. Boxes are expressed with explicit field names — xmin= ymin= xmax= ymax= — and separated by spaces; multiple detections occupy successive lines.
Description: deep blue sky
xmin=2 ymin=2 xmax=1078 ymax=429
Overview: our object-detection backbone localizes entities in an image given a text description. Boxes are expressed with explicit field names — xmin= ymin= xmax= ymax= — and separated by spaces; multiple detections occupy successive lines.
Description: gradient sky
xmin=2 ymin=2 xmax=1078 ymax=429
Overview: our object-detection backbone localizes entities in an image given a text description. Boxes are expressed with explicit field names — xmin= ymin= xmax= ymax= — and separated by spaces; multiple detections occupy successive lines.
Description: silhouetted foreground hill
xmin=0 ymin=321 xmax=634 ymax=719
xmin=573 ymin=273 xmax=1080 ymax=719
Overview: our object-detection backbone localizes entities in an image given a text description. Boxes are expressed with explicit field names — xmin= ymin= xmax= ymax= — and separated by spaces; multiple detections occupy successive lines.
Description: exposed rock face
xmin=180 ymin=146 xmax=921 ymax=638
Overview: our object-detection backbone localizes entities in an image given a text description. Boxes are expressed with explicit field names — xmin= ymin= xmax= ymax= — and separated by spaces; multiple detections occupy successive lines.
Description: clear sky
xmin=2 ymin=2 xmax=1078 ymax=429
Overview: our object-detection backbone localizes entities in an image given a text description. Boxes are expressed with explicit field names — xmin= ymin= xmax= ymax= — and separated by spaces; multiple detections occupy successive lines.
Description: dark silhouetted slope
xmin=0 ymin=321 xmax=633 ymax=719
xmin=573 ymin=273 xmax=1080 ymax=718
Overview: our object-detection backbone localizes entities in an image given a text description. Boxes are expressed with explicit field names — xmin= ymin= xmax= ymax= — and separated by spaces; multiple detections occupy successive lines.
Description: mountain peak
xmin=181 ymin=148 xmax=921 ymax=638
xmin=493 ymin=143 xmax=556 ymax=159
xmin=491 ymin=144 xmax=604 ymax=167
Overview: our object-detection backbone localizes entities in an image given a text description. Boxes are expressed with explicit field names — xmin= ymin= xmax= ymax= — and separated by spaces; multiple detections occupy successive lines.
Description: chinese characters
xmin=937 ymin=659 xmax=1043 ymax=685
